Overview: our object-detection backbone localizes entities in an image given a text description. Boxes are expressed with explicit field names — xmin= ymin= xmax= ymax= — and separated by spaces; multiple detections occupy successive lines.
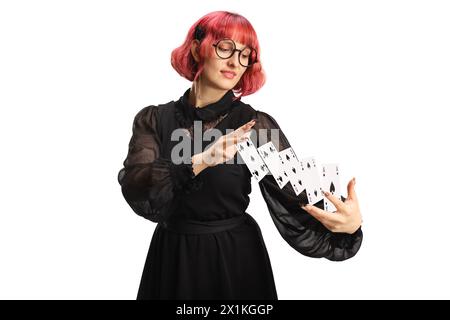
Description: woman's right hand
xmin=201 ymin=119 xmax=256 ymax=168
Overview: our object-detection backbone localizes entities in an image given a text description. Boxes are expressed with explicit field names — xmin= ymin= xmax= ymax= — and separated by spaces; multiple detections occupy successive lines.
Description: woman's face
xmin=192 ymin=38 xmax=249 ymax=91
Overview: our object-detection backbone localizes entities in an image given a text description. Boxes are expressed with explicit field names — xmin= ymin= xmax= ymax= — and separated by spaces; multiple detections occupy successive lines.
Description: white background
xmin=1 ymin=0 xmax=449 ymax=299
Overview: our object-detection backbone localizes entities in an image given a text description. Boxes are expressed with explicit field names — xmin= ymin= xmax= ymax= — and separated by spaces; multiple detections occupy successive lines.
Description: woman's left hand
xmin=301 ymin=177 xmax=362 ymax=234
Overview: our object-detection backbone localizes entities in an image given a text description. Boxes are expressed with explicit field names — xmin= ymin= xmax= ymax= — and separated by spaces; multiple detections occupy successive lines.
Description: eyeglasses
xmin=212 ymin=38 xmax=258 ymax=67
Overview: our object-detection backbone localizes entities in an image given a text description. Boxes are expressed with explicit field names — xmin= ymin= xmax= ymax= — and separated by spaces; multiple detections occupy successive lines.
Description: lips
xmin=221 ymin=70 xmax=236 ymax=79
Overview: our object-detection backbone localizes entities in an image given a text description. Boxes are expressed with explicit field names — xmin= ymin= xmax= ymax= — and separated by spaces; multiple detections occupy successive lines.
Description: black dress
xmin=117 ymin=88 xmax=363 ymax=300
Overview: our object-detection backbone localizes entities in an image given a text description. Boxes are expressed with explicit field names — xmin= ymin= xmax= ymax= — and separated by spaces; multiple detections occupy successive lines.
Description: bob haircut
xmin=171 ymin=11 xmax=266 ymax=99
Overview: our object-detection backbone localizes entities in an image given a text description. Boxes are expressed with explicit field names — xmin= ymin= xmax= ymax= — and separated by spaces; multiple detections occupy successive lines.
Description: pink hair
xmin=171 ymin=11 xmax=266 ymax=99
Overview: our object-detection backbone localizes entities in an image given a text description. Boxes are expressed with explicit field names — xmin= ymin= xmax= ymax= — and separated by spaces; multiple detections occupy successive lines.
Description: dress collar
xmin=174 ymin=88 xmax=239 ymax=128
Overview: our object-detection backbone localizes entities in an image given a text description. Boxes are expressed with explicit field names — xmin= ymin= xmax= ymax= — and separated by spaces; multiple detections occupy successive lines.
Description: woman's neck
xmin=189 ymin=79 xmax=229 ymax=108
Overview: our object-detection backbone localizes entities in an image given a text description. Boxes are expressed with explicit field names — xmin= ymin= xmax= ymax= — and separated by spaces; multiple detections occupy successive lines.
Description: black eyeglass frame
xmin=212 ymin=38 xmax=259 ymax=67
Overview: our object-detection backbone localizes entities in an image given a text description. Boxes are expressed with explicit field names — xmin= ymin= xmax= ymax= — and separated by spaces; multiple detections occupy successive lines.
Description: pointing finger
xmin=230 ymin=121 xmax=255 ymax=140
xmin=236 ymin=119 xmax=256 ymax=134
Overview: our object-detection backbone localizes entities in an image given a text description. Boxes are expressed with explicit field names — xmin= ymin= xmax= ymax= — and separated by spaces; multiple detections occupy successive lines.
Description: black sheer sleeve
xmin=253 ymin=110 xmax=363 ymax=261
xmin=117 ymin=106 xmax=202 ymax=222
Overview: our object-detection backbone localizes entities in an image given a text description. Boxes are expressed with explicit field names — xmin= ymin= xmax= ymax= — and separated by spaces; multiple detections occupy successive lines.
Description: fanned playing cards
xmin=257 ymin=142 xmax=289 ymax=189
xmin=236 ymin=136 xmax=269 ymax=182
xmin=236 ymin=136 xmax=343 ymax=206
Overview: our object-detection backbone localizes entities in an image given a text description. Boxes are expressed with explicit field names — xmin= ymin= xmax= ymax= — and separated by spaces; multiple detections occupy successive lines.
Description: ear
xmin=190 ymin=40 xmax=200 ymax=63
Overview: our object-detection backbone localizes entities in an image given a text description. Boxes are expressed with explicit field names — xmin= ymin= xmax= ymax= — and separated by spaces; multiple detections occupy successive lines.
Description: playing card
xmin=278 ymin=147 xmax=305 ymax=195
xmin=321 ymin=163 xmax=342 ymax=212
xmin=257 ymin=142 xmax=289 ymax=189
xmin=299 ymin=156 xmax=323 ymax=204
xmin=236 ymin=136 xmax=269 ymax=182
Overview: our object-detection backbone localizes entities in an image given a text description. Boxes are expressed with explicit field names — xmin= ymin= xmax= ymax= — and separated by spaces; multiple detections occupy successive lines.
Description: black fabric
xmin=162 ymin=213 xmax=248 ymax=235
xmin=118 ymin=88 xmax=363 ymax=299
xmin=173 ymin=88 xmax=238 ymax=128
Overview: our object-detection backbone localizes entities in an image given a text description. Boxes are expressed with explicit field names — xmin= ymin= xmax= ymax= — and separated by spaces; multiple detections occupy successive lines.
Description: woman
xmin=118 ymin=10 xmax=363 ymax=300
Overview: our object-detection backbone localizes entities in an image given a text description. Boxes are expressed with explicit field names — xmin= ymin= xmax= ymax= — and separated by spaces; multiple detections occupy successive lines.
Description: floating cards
xmin=257 ymin=142 xmax=289 ymax=189
xmin=299 ymin=157 xmax=324 ymax=204
xmin=278 ymin=147 xmax=304 ymax=196
xmin=236 ymin=136 xmax=269 ymax=182
xmin=237 ymin=137 xmax=344 ymax=209
xmin=321 ymin=163 xmax=342 ymax=212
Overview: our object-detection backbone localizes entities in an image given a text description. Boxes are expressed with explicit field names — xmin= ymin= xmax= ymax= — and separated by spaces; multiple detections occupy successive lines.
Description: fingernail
xmin=353 ymin=177 xmax=356 ymax=184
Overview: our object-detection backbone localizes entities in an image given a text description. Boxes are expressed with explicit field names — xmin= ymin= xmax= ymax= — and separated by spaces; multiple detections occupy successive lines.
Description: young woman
xmin=118 ymin=10 xmax=363 ymax=300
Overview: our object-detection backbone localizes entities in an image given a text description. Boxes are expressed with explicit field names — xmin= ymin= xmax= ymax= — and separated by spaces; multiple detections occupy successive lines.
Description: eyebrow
xmin=235 ymin=43 xmax=248 ymax=50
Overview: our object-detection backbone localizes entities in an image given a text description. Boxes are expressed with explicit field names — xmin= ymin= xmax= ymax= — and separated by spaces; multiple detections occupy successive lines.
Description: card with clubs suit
xmin=236 ymin=136 xmax=269 ymax=182
xmin=321 ymin=163 xmax=342 ymax=212
xmin=257 ymin=142 xmax=290 ymax=189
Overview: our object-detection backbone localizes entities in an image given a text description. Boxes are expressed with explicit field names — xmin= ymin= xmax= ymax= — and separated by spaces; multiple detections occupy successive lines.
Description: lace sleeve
xmin=118 ymin=106 xmax=202 ymax=222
